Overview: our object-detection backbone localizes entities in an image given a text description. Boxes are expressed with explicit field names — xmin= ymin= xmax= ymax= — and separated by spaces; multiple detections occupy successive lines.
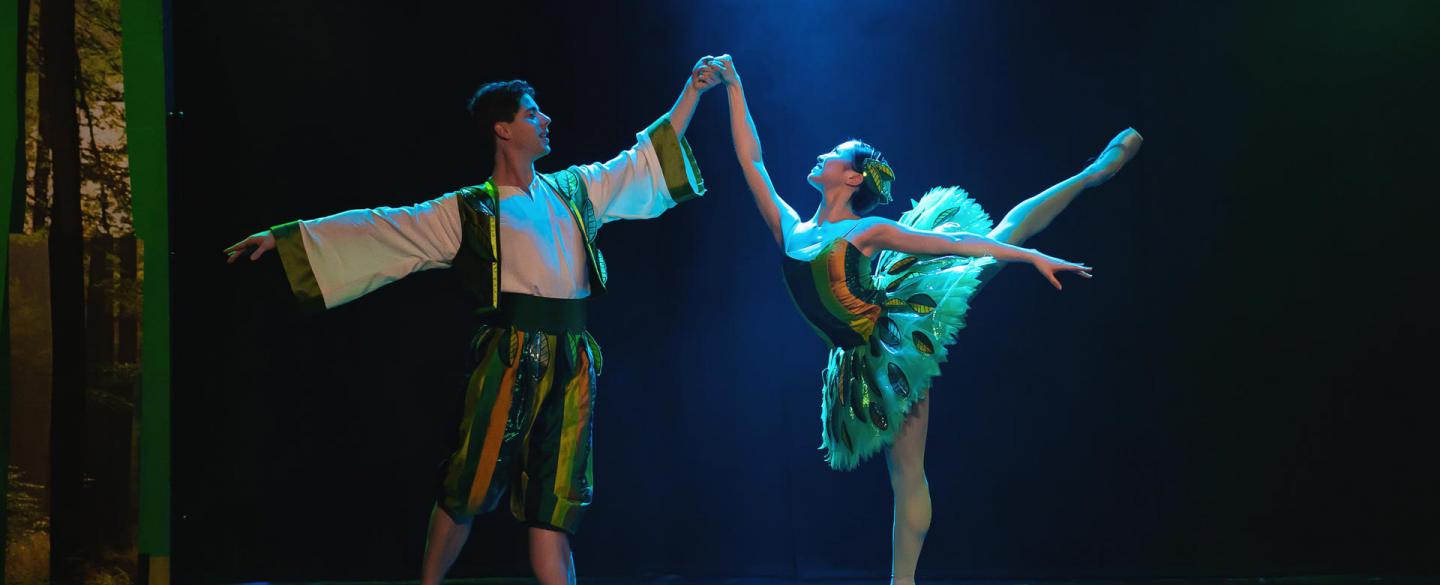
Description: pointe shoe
xmin=1082 ymin=127 xmax=1144 ymax=187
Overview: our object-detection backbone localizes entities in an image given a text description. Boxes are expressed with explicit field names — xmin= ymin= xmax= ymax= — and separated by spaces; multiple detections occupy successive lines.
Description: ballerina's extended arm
xmin=714 ymin=55 xmax=802 ymax=248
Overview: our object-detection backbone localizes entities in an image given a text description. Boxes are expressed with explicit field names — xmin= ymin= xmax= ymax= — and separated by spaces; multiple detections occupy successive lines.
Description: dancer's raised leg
xmin=987 ymin=128 xmax=1143 ymax=247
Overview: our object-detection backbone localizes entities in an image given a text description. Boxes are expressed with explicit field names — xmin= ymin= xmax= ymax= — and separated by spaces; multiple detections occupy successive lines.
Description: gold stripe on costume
xmin=824 ymin=244 xmax=881 ymax=339
xmin=465 ymin=331 xmax=520 ymax=511
xmin=554 ymin=347 xmax=592 ymax=529
xmin=489 ymin=212 xmax=498 ymax=307
xmin=269 ymin=220 xmax=325 ymax=311
xmin=483 ymin=182 xmax=499 ymax=308
xmin=643 ymin=115 xmax=706 ymax=203
xmin=447 ymin=333 xmax=498 ymax=501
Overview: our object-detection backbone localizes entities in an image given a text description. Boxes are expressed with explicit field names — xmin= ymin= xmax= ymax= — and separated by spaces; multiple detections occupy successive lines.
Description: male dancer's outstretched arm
xmin=564 ymin=56 xmax=719 ymax=227
xmin=666 ymin=55 xmax=719 ymax=138
xmin=224 ymin=191 xmax=465 ymax=310
xmin=222 ymin=58 xmax=723 ymax=311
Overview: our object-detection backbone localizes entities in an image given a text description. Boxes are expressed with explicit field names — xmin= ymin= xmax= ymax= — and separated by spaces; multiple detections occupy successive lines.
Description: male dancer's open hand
xmin=225 ymin=230 xmax=275 ymax=263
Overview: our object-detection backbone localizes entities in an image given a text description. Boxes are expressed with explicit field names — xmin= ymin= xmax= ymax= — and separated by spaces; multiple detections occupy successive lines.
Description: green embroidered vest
xmin=450 ymin=169 xmax=608 ymax=314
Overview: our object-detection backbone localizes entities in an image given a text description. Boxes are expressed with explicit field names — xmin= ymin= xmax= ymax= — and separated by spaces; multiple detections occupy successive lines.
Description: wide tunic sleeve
xmin=270 ymin=193 xmax=463 ymax=310
xmin=568 ymin=115 xmax=705 ymax=225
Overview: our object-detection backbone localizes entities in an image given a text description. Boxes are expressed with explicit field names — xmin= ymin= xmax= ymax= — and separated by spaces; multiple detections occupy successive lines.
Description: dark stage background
xmin=171 ymin=1 xmax=1439 ymax=583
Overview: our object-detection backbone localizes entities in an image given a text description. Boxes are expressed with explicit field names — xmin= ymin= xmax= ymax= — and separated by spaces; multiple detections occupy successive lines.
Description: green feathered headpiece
xmin=861 ymin=155 xmax=895 ymax=205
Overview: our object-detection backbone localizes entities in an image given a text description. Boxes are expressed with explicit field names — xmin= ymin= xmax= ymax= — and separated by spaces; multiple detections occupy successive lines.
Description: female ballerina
xmin=710 ymin=55 xmax=1142 ymax=584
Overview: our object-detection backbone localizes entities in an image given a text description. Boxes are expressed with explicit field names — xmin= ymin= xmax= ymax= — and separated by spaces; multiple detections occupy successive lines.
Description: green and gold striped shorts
xmin=437 ymin=294 xmax=600 ymax=534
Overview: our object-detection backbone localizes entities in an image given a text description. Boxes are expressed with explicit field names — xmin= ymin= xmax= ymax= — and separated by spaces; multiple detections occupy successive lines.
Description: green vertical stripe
xmin=560 ymin=349 xmax=592 ymax=530
xmin=550 ymin=361 xmax=581 ymax=529
xmin=120 ymin=0 xmax=170 ymax=557
xmin=1 ymin=1 xmax=19 ymax=576
xmin=1 ymin=0 xmax=17 ymax=236
xmin=447 ymin=331 xmax=509 ymax=514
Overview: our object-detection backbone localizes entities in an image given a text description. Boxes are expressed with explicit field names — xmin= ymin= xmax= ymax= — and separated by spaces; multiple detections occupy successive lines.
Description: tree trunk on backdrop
xmin=85 ymin=236 xmax=112 ymax=372
xmin=85 ymin=234 xmax=132 ymax=556
xmin=117 ymin=235 xmax=140 ymax=552
xmin=117 ymin=236 xmax=136 ymax=363
xmin=31 ymin=139 xmax=49 ymax=232
xmin=10 ymin=0 xmax=29 ymax=233
xmin=84 ymin=235 xmax=124 ymax=552
xmin=76 ymin=0 xmax=135 ymax=562
xmin=77 ymin=69 xmax=108 ymax=235
xmin=4 ymin=2 xmax=34 ymax=581
xmin=41 ymin=0 xmax=93 ymax=582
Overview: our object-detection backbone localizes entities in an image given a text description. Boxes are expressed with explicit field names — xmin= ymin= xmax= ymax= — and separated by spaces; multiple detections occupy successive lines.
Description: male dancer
xmin=226 ymin=58 xmax=721 ymax=584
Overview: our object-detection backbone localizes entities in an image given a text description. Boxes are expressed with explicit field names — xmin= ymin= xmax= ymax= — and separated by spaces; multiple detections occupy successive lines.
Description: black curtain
xmin=171 ymin=1 xmax=1439 ymax=582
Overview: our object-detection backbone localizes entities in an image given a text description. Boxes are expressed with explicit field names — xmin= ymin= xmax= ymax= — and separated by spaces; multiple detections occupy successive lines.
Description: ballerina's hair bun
xmin=849 ymin=141 xmax=894 ymax=214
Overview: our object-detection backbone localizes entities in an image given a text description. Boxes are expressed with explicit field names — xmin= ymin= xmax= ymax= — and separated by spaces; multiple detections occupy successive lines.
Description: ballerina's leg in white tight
xmin=884 ymin=128 xmax=1142 ymax=585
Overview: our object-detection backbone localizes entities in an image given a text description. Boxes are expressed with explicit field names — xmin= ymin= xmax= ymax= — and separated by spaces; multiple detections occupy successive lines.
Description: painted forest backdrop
xmin=8 ymin=0 xmax=142 ymax=583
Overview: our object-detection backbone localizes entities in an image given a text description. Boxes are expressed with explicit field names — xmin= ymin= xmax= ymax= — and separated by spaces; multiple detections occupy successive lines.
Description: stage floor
xmin=226 ymin=577 xmax=1431 ymax=585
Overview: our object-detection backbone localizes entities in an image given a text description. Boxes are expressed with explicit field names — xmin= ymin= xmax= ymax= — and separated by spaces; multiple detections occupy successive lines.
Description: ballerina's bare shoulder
xmin=783 ymin=218 xmax=883 ymax=262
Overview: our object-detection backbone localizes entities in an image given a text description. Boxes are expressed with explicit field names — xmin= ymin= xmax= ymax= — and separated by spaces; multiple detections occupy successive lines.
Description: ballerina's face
xmin=807 ymin=140 xmax=865 ymax=190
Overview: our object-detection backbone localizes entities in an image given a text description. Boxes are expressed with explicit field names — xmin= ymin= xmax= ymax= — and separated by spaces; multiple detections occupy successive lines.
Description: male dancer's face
xmin=497 ymin=93 xmax=552 ymax=161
